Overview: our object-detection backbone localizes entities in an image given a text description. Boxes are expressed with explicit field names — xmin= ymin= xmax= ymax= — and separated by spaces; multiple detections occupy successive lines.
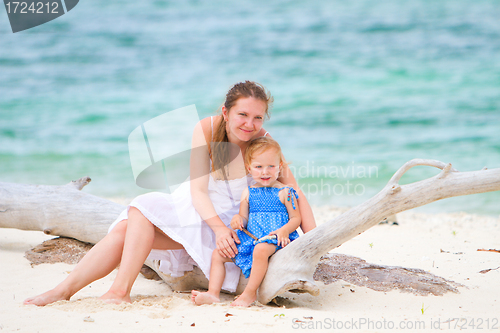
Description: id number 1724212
xmin=445 ymin=318 xmax=498 ymax=330
xmin=5 ymin=2 xmax=60 ymax=14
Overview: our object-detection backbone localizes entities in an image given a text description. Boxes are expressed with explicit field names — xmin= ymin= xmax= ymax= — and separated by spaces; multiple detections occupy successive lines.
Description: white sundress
xmin=109 ymin=118 xmax=266 ymax=292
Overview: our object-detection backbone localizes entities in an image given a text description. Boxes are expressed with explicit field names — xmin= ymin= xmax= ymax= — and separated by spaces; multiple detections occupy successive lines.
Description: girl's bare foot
xmin=99 ymin=290 xmax=132 ymax=304
xmin=191 ymin=290 xmax=219 ymax=305
xmin=190 ymin=290 xmax=199 ymax=303
xmin=24 ymin=289 xmax=70 ymax=306
xmin=230 ymin=291 xmax=256 ymax=307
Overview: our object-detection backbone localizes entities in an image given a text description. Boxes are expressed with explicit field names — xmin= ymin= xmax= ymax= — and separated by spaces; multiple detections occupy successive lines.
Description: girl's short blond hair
xmin=244 ymin=136 xmax=285 ymax=167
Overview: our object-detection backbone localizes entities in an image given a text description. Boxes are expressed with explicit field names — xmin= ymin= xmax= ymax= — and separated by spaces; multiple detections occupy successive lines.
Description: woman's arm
xmin=190 ymin=119 xmax=240 ymax=258
xmin=265 ymin=133 xmax=316 ymax=233
xmin=280 ymin=163 xmax=316 ymax=233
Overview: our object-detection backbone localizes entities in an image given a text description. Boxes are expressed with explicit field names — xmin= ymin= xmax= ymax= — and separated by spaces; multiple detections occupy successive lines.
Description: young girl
xmin=191 ymin=136 xmax=301 ymax=307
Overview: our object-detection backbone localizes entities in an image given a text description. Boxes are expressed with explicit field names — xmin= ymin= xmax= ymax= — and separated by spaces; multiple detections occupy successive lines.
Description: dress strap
xmin=285 ymin=187 xmax=299 ymax=210
xmin=210 ymin=116 xmax=214 ymax=140
xmin=209 ymin=116 xmax=214 ymax=172
xmin=264 ymin=131 xmax=269 ymax=137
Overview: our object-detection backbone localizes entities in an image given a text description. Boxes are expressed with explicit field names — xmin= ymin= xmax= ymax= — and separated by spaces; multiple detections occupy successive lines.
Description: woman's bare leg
xmin=24 ymin=220 xmax=128 ymax=306
xmin=25 ymin=207 xmax=183 ymax=306
xmin=231 ymin=243 xmax=276 ymax=307
xmin=100 ymin=207 xmax=183 ymax=304
xmin=191 ymin=250 xmax=232 ymax=305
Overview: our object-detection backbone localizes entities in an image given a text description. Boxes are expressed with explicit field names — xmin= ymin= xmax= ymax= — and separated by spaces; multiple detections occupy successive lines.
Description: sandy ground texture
xmin=1 ymin=206 xmax=499 ymax=333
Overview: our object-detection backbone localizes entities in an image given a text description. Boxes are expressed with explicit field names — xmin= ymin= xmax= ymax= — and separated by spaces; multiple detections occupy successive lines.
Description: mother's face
xmin=222 ymin=97 xmax=267 ymax=143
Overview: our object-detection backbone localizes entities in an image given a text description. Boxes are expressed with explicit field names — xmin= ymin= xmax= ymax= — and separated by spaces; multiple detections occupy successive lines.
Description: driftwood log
xmin=1 ymin=159 xmax=499 ymax=304
xmin=0 ymin=177 xmax=122 ymax=244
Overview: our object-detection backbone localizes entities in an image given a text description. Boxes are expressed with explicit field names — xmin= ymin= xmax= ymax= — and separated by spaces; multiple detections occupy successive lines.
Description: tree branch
xmin=257 ymin=161 xmax=500 ymax=303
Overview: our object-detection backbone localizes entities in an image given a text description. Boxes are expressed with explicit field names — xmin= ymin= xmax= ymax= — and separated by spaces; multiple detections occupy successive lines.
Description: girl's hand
xmin=215 ymin=227 xmax=240 ymax=258
xmin=230 ymin=214 xmax=244 ymax=231
xmin=269 ymin=228 xmax=290 ymax=247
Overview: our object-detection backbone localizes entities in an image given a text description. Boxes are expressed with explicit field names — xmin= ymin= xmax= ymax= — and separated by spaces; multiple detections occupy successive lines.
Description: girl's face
xmin=222 ymin=97 xmax=267 ymax=144
xmin=247 ymin=148 xmax=282 ymax=187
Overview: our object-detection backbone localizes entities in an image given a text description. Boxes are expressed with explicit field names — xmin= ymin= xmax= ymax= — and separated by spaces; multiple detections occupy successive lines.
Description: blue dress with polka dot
xmin=234 ymin=186 xmax=300 ymax=278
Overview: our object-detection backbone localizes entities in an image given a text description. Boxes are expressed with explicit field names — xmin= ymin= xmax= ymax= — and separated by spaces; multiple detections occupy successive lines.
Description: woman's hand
xmin=230 ymin=214 xmax=244 ymax=231
xmin=215 ymin=227 xmax=240 ymax=258
xmin=269 ymin=228 xmax=290 ymax=247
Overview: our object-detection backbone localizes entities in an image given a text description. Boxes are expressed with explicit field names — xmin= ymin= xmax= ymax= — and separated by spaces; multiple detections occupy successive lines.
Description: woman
xmin=24 ymin=81 xmax=316 ymax=306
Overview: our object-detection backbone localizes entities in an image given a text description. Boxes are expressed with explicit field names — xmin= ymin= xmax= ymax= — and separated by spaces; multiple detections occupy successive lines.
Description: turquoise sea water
xmin=1 ymin=0 xmax=499 ymax=215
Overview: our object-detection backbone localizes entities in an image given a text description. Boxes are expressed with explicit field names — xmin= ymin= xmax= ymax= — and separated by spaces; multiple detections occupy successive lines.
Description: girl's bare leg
xmin=100 ymin=207 xmax=183 ymax=304
xmin=23 ymin=220 xmax=129 ymax=306
xmin=231 ymin=243 xmax=276 ymax=307
xmin=191 ymin=250 xmax=232 ymax=305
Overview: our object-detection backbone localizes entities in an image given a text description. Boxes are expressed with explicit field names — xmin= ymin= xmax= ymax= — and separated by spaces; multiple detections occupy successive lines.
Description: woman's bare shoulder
xmin=198 ymin=115 xmax=220 ymax=143
xmin=257 ymin=127 xmax=269 ymax=138
xmin=198 ymin=117 xmax=210 ymax=132
xmin=200 ymin=116 xmax=224 ymax=137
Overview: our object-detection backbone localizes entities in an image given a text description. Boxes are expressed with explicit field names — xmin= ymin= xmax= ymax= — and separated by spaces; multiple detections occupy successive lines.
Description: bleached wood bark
xmin=257 ymin=159 xmax=500 ymax=303
xmin=1 ymin=160 xmax=499 ymax=303
xmin=0 ymin=177 xmax=124 ymax=244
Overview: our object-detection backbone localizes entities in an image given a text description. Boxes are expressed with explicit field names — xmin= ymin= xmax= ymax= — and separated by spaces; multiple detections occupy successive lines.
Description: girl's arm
xmin=282 ymin=188 xmax=302 ymax=233
xmin=230 ymin=187 xmax=249 ymax=230
xmin=270 ymin=188 xmax=301 ymax=246
xmin=265 ymin=134 xmax=316 ymax=233
xmin=190 ymin=119 xmax=240 ymax=258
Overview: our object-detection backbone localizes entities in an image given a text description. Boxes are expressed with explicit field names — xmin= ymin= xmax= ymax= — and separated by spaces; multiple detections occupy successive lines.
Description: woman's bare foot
xmin=99 ymin=290 xmax=132 ymax=304
xmin=24 ymin=289 xmax=70 ymax=306
xmin=191 ymin=290 xmax=219 ymax=305
xmin=230 ymin=291 xmax=256 ymax=307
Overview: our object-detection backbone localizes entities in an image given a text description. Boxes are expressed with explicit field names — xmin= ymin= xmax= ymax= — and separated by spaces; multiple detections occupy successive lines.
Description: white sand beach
xmin=1 ymin=206 xmax=499 ymax=333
